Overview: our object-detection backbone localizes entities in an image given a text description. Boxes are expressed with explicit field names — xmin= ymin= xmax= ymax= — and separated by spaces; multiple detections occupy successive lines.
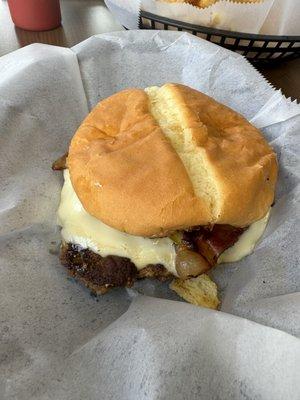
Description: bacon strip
xmin=52 ymin=152 xmax=68 ymax=170
xmin=192 ymin=225 xmax=247 ymax=266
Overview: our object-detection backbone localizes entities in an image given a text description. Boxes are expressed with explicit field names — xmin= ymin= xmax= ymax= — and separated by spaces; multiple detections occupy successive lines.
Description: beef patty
xmin=60 ymin=222 xmax=245 ymax=294
xmin=60 ymin=242 xmax=172 ymax=294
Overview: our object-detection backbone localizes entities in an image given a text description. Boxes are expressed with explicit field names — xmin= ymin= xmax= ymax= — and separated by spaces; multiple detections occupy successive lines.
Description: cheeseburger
xmin=53 ymin=84 xmax=277 ymax=306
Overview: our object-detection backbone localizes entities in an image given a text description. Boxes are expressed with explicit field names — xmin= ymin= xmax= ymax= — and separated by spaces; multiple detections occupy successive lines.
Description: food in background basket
xmin=160 ymin=0 xmax=263 ymax=8
xmin=53 ymin=83 xmax=277 ymax=309
xmin=160 ymin=0 xmax=199 ymax=5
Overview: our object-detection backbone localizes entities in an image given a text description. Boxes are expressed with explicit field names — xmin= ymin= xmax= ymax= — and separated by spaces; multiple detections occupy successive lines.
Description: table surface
xmin=0 ymin=0 xmax=299 ymax=100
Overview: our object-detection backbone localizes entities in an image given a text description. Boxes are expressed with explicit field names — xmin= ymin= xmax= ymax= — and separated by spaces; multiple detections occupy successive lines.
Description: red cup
xmin=8 ymin=0 xmax=61 ymax=31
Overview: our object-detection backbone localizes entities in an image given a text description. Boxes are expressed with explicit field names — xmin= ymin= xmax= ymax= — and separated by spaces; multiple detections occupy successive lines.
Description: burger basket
xmin=139 ymin=10 xmax=300 ymax=65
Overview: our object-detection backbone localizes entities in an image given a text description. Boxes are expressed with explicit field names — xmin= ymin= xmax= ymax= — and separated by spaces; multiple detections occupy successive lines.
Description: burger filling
xmin=58 ymin=169 xmax=270 ymax=282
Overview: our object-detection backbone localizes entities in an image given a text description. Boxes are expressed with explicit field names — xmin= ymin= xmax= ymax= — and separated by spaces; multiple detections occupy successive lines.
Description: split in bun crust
xmin=67 ymin=83 xmax=277 ymax=237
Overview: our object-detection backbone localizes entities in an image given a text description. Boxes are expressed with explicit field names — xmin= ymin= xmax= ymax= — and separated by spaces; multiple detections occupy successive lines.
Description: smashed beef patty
xmin=60 ymin=242 xmax=172 ymax=294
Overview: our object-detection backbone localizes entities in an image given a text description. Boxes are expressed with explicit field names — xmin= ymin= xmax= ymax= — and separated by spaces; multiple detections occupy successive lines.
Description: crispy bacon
xmin=191 ymin=225 xmax=247 ymax=266
xmin=52 ymin=152 xmax=68 ymax=170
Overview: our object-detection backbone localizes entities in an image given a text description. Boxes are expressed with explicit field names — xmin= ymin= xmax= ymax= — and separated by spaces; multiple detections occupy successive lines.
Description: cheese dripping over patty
xmin=58 ymin=170 xmax=270 ymax=276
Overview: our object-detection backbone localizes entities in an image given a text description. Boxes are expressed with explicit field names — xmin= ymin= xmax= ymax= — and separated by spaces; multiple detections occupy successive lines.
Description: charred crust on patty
xmin=137 ymin=264 xmax=172 ymax=281
xmin=60 ymin=242 xmax=172 ymax=294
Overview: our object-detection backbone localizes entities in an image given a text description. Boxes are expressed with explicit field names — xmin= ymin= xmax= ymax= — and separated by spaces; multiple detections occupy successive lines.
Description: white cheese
xmin=58 ymin=170 xmax=270 ymax=274
xmin=218 ymin=211 xmax=270 ymax=264
xmin=58 ymin=170 xmax=177 ymax=275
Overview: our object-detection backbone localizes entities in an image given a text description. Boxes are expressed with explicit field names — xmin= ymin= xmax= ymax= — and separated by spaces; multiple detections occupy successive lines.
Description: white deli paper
xmin=0 ymin=31 xmax=300 ymax=400
xmin=105 ymin=0 xmax=300 ymax=35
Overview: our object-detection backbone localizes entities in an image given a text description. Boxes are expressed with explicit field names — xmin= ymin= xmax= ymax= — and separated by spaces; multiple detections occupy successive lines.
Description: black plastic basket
xmin=139 ymin=11 xmax=300 ymax=65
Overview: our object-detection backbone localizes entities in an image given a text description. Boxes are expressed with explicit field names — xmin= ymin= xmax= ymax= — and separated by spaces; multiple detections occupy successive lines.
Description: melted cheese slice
xmin=218 ymin=210 xmax=270 ymax=264
xmin=58 ymin=170 xmax=270 ymax=275
xmin=58 ymin=170 xmax=177 ymax=275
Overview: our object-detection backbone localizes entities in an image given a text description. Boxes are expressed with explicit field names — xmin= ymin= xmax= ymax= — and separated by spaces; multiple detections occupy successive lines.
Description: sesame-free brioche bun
xmin=67 ymin=83 xmax=277 ymax=237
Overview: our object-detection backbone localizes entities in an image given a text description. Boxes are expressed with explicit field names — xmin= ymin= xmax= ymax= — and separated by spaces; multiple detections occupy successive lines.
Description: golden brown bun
xmin=68 ymin=84 xmax=277 ymax=237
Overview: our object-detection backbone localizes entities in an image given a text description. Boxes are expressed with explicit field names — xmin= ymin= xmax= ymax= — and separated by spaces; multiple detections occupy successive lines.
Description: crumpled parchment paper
xmin=0 ymin=31 xmax=299 ymax=400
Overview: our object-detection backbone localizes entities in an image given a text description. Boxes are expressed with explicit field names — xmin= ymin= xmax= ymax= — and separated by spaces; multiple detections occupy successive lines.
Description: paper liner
xmin=1 ymin=31 xmax=299 ymax=399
